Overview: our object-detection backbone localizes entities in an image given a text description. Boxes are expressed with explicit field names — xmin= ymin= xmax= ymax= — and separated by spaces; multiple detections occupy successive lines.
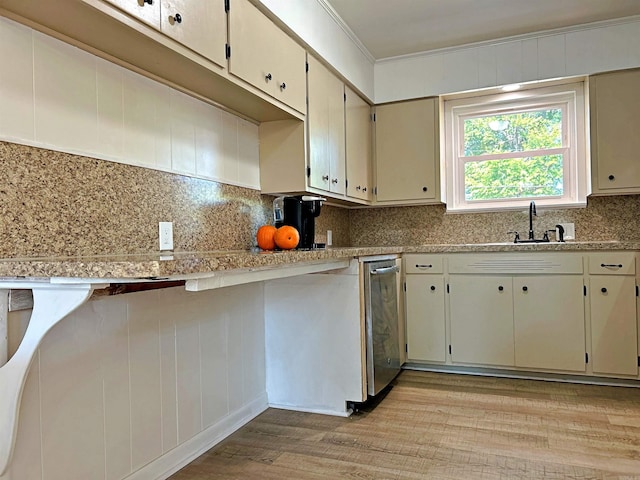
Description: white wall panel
xmin=96 ymin=57 xmax=125 ymax=161
xmin=521 ymin=38 xmax=539 ymax=82
xmin=4 ymin=284 xmax=267 ymax=480
xmin=39 ymin=306 xmax=104 ymax=480
xmin=0 ymin=19 xmax=34 ymax=143
xmin=175 ymin=301 xmax=202 ymax=444
xmin=537 ymin=36 xmax=564 ymax=80
xmin=443 ymin=48 xmax=479 ymax=93
xmin=477 ymin=45 xmax=497 ymax=89
xmin=496 ymin=41 xmax=523 ymax=86
xmin=376 ymin=18 xmax=640 ymax=102
xmin=0 ymin=16 xmax=260 ymax=190
xmin=97 ymin=296 xmax=132 ymax=480
xmin=170 ymin=90 xmax=198 ymax=176
xmin=33 ymin=32 xmax=98 ymax=154
xmin=127 ymin=293 xmax=163 ymax=471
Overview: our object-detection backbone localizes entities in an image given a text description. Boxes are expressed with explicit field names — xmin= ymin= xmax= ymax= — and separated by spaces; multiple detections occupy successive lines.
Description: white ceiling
xmin=325 ymin=0 xmax=640 ymax=59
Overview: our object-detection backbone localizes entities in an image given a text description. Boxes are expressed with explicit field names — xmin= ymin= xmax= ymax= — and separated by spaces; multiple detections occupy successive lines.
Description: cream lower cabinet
xmin=449 ymin=275 xmax=514 ymax=367
xmin=588 ymin=253 xmax=638 ymax=376
xmin=404 ymin=255 xmax=446 ymax=363
xmin=513 ymin=276 xmax=586 ymax=372
xmin=374 ymin=98 xmax=439 ymax=204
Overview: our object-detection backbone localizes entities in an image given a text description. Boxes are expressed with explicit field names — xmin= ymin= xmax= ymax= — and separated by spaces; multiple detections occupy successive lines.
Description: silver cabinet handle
xmin=331 ymin=178 xmax=339 ymax=184
xmin=370 ymin=266 xmax=399 ymax=275
xmin=322 ymin=175 xmax=329 ymax=181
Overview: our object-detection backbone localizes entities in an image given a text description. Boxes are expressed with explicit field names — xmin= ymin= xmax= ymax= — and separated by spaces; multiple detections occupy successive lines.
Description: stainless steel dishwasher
xmin=363 ymin=259 xmax=401 ymax=396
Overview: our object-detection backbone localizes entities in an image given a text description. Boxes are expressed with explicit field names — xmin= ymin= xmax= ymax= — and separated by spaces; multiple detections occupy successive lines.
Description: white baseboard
xmin=125 ymin=393 xmax=268 ymax=480
xmin=268 ymin=402 xmax=352 ymax=418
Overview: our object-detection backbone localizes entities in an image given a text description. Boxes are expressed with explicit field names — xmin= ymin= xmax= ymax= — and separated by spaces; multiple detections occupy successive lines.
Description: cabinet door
xmin=345 ymin=86 xmax=372 ymax=201
xmin=228 ymin=0 xmax=306 ymax=113
xmin=514 ymin=276 xmax=586 ymax=372
xmin=591 ymin=69 xmax=640 ymax=192
xmin=307 ymin=56 xmax=345 ymax=195
xmin=375 ymin=98 xmax=438 ymax=202
xmin=160 ymin=0 xmax=226 ymax=68
xmin=449 ymin=276 xmax=514 ymax=367
xmin=105 ymin=0 xmax=161 ymax=28
xmin=405 ymin=275 xmax=446 ymax=362
xmin=590 ymin=276 xmax=638 ymax=376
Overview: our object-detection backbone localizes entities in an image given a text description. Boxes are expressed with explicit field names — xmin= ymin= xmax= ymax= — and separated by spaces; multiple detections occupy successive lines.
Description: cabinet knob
xmin=331 ymin=178 xmax=339 ymax=184
xmin=608 ymin=174 xmax=615 ymax=181
xmin=422 ymin=186 xmax=428 ymax=192
xmin=280 ymin=82 xmax=287 ymax=91
xmin=322 ymin=175 xmax=329 ymax=181
xmin=172 ymin=13 xmax=182 ymax=23
xmin=601 ymin=287 xmax=608 ymax=293
xmin=265 ymin=73 xmax=272 ymax=81
xmin=142 ymin=0 xmax=153 ymax=4
xmin=498 ymin=285 xmax=504 ymax=291
xmin=356 ymin=186 xmax=361 ymax=191
xmin=430 ymin=285 xmax=436 ymax=291
xmin=362 ymin=187 xmax=367 ymax=192
xmin=522 ymin=286 xmax=528 ymax=292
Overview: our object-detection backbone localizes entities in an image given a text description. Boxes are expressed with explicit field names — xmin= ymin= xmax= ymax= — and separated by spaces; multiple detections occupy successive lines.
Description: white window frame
xmin=443 ymin=81 xmax=589 ymax=213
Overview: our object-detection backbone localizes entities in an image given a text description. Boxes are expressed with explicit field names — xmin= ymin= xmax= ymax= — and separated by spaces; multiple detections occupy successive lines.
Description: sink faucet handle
xmin=507 ymin=231 xmax=520 ymax=243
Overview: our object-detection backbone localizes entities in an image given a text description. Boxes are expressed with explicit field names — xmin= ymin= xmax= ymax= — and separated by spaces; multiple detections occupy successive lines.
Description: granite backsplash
xmin=1 ymin=140 xmax=639 ymax=258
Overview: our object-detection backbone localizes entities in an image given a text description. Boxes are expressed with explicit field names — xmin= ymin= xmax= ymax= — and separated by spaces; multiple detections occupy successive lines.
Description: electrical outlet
xmin=159 ymin=222 xmax=174 ymax=251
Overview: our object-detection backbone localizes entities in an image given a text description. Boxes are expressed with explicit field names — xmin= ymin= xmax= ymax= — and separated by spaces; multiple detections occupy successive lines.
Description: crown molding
xmin=376 ymin=14 xmax=640 ymax=64
xmin=315 ymin=0 xmax=376 ymax=64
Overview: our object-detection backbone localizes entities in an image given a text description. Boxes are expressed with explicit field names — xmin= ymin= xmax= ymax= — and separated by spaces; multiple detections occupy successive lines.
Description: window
xmin=443 ymin=81 xmax=589 ymax=212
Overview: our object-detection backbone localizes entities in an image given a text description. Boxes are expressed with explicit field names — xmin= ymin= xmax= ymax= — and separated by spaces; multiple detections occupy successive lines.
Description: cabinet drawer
xmin=588 ymin=253 xmax=636 ymax=275
xmin=404 ymin=255 xmax=443 ymax=274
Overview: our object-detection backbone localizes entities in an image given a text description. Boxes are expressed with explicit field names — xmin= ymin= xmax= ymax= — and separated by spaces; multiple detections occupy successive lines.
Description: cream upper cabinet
xmin=228 ymin=0 xmax=306 ymax=113
xmin=374 ymin=98 xmax=439 ymax=204
xmin=588 ymin=253 xmax=638 ymax=377
xmin=307 ymin=56 xmax=346 ymax=195
xmin=105 ymin=0 xmax=161 ymax=28
xmin=345 ymin=86 xmax=373 ymax=201
xmin=590 ymin=68 xmax=640 ymax=194
xmin=160 ymin=0 xmax=227 ymax=68
xmin=513 ymin=276 xmax=586 ymax=372
xmin=105 ymin=0 xmax=226 ymax=67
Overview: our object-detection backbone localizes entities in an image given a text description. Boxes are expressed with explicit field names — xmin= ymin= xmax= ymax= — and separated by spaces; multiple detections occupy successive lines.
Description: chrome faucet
xmin=528 ymin=201 xmax=536 ymax=240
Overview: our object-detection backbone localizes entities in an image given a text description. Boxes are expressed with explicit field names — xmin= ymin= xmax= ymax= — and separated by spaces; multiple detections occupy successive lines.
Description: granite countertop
xmin=0 ymin=241 xmax=638 ymax=280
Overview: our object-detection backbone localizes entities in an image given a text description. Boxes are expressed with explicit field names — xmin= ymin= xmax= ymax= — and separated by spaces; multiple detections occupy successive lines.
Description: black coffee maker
xmin=273 ymin=195 xmax=325 ymax=249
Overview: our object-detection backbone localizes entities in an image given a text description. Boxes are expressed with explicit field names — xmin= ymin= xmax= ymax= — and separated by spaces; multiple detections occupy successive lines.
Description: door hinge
xmin=373 ymin=113 xmax=376 ymax=122
xmin=405 ymin=344 xmax=408 ymax=353
xmin=305 ymin=61 xmax=309 ymax=73
xmin=346 ymin=179 xmax=349 ymax=189
xmin=636 ymin=285 xmax=638 ymax=297
xmin=403 ymin=281 xmax=406 ymax=292
xmin=373 ymin=186 xmax=377 ymax=196
xmin=446 ymin=284 xmax=450 ymax=293
xmin=306 ymin=166 xmax=311 ymax=178
xmin=225 ymin=44 xmax=231 ymax=59
xmin=585 ymin=352 xmax=589 ymax=364
xmin=224 ymin=0 xmax=230 ymax=12
xmin=344 ymin=92 xmax=347 ymax=102
xmin=583 ymin=285 xmax=587 ymax=296
xmin=449 ymin=345 xmax=452 ymax=355
xmin=637 ymin=356 xmax=640 ymax=367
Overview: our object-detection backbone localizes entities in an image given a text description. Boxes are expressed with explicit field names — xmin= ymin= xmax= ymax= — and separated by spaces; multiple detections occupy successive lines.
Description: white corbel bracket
xmin=0 ymin=282 xmax=106 ymax=476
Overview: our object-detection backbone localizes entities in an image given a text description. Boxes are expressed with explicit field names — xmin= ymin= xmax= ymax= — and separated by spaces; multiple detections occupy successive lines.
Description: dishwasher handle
xmin=370 ymin=265 xmax=399 ymax=276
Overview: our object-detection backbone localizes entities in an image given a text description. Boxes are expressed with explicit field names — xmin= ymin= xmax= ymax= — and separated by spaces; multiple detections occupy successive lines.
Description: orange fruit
xmin=256 ymin=225 xmax=277 ymax=250
xmin=274 ymin=225 xmax=300 ymax=250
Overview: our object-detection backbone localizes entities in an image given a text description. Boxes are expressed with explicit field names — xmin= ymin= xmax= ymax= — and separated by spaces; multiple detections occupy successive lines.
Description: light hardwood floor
xmin=169 ymin=371 xmax=640 ymax=479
